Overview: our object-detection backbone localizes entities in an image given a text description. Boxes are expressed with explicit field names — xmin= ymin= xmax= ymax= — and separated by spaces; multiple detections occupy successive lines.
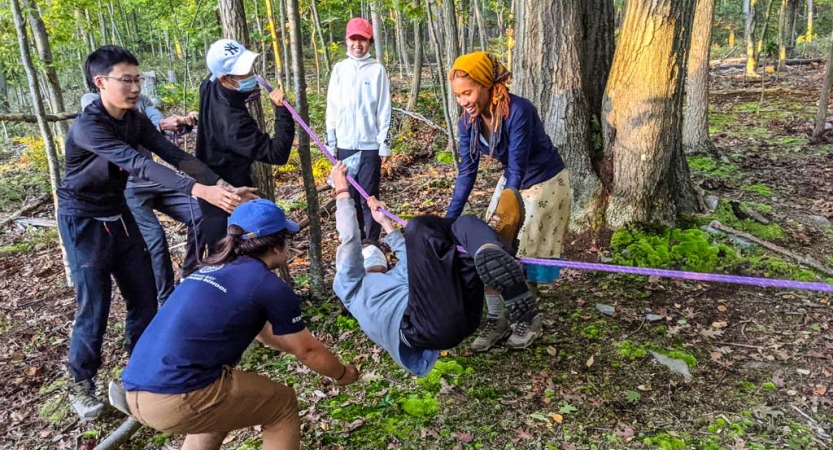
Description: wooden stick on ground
xmin=391 ymin=107 xmax=447 ymax=133
xmin=92 ymin=418 xmax=142 ymax=450
xmin=710 ymin=220 xmax=833 ymax=278
xmin=0 ymin=193 xmax=50 ymax=228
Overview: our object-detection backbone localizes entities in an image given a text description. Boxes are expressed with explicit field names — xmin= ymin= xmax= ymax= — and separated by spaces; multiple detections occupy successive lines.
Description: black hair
xmin=200 ymin=225 xmax=290 ymax=267
xmin=84 ymin=45 xmax=140 ymax=92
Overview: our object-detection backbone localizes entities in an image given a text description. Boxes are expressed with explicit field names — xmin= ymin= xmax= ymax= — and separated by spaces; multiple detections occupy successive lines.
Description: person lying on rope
xmin=331 ymin=162 xmax=538 ymax=376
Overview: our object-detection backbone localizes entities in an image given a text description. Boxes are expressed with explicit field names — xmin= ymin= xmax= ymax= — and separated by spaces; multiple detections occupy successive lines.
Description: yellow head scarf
xmin=449 ymin=52 xmax=512 ymax=157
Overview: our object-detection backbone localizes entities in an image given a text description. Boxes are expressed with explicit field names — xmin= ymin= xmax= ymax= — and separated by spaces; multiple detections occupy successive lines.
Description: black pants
xmin=400 ymin=215 xmax=509 ymax=350
xmin=58 ymin=213 xmax=157 ymax=382
xmin=197 ymin=200 xmax=230 ymax=259
xmin=337 ymin=148 xmax=381 ymax=242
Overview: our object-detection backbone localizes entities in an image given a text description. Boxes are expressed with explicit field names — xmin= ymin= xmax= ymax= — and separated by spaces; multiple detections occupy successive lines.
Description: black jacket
xmin=195 ymin=78 xmax=295 ymax=192
xmin=58 ymin=99 xmax=220 ymax=217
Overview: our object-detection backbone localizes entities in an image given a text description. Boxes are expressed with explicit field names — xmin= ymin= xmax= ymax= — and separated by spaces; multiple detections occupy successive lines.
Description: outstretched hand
xmin=192 ymin=184 xmax=242 ymax=214
xmin=330 ymin=162 xmax=350 ymax=192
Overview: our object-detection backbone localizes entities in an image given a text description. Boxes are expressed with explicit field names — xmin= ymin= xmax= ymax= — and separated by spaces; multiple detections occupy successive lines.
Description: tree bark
xmin=580 ymin=0 xmax=615 ymax=133
xmin=20 ymin=0 xmax=68 ymax=135
xmin=683 ymin=0 xmax=718 ymax=156
xmin=812 ymin=29 xmax=833 ymax=140
xmin=744 ymin=0 xmax=760 ymax=77
xmin=425 ymin=0 xmax=457 ymax=159
xmin=407 ymin=19 xmax=423 ymax=112
xmin=779 ymin=0 xmax=799 ymax=68
xmin=757 ymin=0 xmax=776 ymax=55
xmin=514 ymin=0 xmax=603 ymax=232
xmin=0 ymin=112 xmax=78 ymax=122
xmin=278 ymin=0 xmax=291 ymax=89
xmin=472 ymin=0 xmax=487 ymax=51
xmin=806 ymin=0 xmax=813 ymax=41
xmin=370 ymin=1 xmax=384 ymax=62
xmin=0 ymin=64 xmax=9 ymax=112
xmin=439 ymin=0 xmax=460 ymax=134
xmin=218 ymin=0 xmax=275 ymax=202
xmin=286 ymin=0 xmax=325 ymax=299
xmin=265 ymin=0 xmax=284 ymax=84
xmin=309 ymin=0 xmax=331 ymax=75
xmin=394 ymin=6 xmax=411 ymax=74
xmin=601 ymin=0 xmax=700 ymax=228
xmin=10 ymin=0 xmax=71 ymax=285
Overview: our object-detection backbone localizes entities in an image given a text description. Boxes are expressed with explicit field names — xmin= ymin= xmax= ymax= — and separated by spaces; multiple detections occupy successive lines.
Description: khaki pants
xmin=127 ymin=369 xmax=299 ymax=449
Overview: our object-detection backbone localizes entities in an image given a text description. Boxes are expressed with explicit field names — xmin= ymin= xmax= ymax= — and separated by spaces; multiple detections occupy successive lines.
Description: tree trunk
xmin=309 ymin=12 xmax=322 ymax=94
xmin=286 ymin=0 xmax=325 ymax=299
xmin=757 ymin=0 xmax=776 ymax=55
xmin=370 ymin=1 xmax=384 ymax=62
xmin=265 ymin=0 xmax=284 ymax=84
xmin=407 ymin=19 xmax=423 ymax=112
xmin=683 ymin=0 xmax=718 ymax=156
xmin=394 ymin=6 xmax=411 ymax=74
xmin=10 ymin=0 xmax=71 ymax=285
xmin=806 ymin=0 xmax=813 ymax=41
xmin=601 ymin=0 xmax=700 ymax=228
xmin=309 ymin=0 xmax=331 ymax=75
xmin=812 ymin=29 xmax=833 ymax=140
xmin=439 ymin=0 xmax=460 ymax=133
xmin=278 ymin=0 xmax=291 ymax=89
xmin=744 ymin=0 xmax=759 ymax=77
xmin=218 ymin=0 xmax=275 ymax=202
xmin=514 ymin=0 xmax=603 ymax=231
xmin=97 ymin=0 xmax=108 ymax=44
xmin=21 ymin=0 xmax=68 ymax=135
xmin=0 ymin=64 xmax=9 ymax=112
xmin=473 ymin=0 xmax=487 ymax=51
xmin=425 ymin=0 xmax=457 ymax=160
xmin=782 ymin=0 xmax=799 ymax=61
xmin=580 ymin=0 xmax=615 ymax=133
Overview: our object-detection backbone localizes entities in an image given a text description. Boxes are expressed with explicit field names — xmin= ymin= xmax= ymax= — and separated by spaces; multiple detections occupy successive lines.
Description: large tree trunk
xmin=439 ymin=0 xmax=460 ymax=137
xmin=683 ymin=0 xmax=718 ymax=156
xmin=812 ymin=29 xmax=833 ymax=140
xmin=21 ymin=0 xmax=68 ymax=135
xmin=218 ymin=0 xmax=275 ymax=202
xmin=778 ymin=0 xmax=799 ymax=70
xmin=514 ymin=0 xmax=603 ymax=231
xmin=744 ymin=0 xmax=759 ymax=77
xmin=601 ymin=0 xmax=700 ymax=229
xmin=286 ymin=0 xmax=325 ymax=299
xmin=807 ymin=0 xmax=813 ymax=41
xmin=580 ymin=0 xmax=615 ymax=141
xmin=10 ymin=0 xmax=70 ymax=285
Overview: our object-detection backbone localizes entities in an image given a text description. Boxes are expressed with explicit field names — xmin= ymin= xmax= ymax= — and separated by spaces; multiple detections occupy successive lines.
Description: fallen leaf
xmin=813 ymin=385 xmax=828 ymax=396
xmin=797 ymin=369 xmax=811 ymax=375
xmin=650 ymin=351 xmax=692 ymax=380
xmin=710 ymin=351 xmax=723 ymax=361
xmin=787 ymin=389 xmax=798 ymax=396
xmin=551 ymin=413 xmax=563 ymax=424
xmin=586 ymin=355 xmax=595 ymax=367
xmin=712 ymin=321 xmax=728 ymax=329
xmin=546 ymin=346 xmax=558 ymax=356
xmin=700 ymin=328 xmax=724 ymax=338
xmin=453 ymin=431 xmax=474 ymax=443
xmin=614 ymin=423 xmax=635 ymax=439
xmin=773 ymin=375 xmax=786 ymax=388
xmin=717 ymin=305 xmax=727 ymax=312
xmin=595 ymin=303 xmax=616 ymax=316
xmin=561 ymin=444 xmax=578 ymax=450
xmin=515 ymin=428 xmax=533 ymax=441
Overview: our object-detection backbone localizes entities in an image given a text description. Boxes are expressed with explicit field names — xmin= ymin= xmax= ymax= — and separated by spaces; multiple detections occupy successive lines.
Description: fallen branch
xmin=712 ymin=58 xmax=821 ymax=70
xmin=13 ymin=217 xmax=56 ymax=228
xmin=0 ymin=111 xmax=78 ymax=123
xmin=710 ymin=220 xmax=833 ymax=278
xmin=0 ymin=193 xmax=50 ymax=228
xmin=297 ymin=198 xmax=336 ymax=231
xmin=93 ymin=418 xmax=142 ymax=450
xmin=392 ymin=107 xmax=446 ymax=133
xmin=710 ymin=87 xmax=807 ymax=97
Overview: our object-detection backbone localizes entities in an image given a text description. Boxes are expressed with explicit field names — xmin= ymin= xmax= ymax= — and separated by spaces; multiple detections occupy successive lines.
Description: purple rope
xmin=256 ymin=77 xmax=833 ymax=294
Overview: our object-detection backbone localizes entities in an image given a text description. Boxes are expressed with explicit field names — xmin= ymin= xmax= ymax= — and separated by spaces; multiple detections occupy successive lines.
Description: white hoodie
xmin=325 ymin=52 xmax=392 ymax=156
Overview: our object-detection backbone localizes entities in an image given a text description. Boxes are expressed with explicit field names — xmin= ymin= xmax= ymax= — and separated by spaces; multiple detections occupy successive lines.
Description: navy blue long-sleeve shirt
xmin=57 ymin=99 xmax=220 ymax=217
xmin=445 ymin=94 xmax=565 ymax=219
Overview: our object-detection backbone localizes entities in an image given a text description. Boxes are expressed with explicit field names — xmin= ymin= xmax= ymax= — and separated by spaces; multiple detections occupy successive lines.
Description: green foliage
xmin=624 ymin=390 xmax=641 ymax=403
xmin=416 ymin=359 xmax=473 ymax=393
xmin=335 ymin=315 xmax=359 ymax=332
xmin=435 ymin=151 xmax=455 ymax=165
xmin=703 ymin=200 xmax=785 ymax=241
xmin=156 ymin=82 xmax=199 ymax=112
xmin=686 ymin=156 xmax=740 ymax=180
xmin=611 ymin=226 xmax=735 ymax=273
xmin=400 ymin=393 xmax=439 ymax=418
xmin=741 ymin=183 xmax=774 ymax=197
xmin=762 ymin=382 xmax=777 ymax=391
xmin=614 ymin=340 xmax=648 ymax=360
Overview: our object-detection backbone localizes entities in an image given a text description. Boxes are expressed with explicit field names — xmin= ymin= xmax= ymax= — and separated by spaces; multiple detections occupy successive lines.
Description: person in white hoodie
xmin=325 ymin=17 xmax=392 ymax=242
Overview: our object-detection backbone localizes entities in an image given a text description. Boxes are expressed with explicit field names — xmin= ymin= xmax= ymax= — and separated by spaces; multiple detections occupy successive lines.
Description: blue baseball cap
xmin=228 ymin=199 xmax=299 ymax=240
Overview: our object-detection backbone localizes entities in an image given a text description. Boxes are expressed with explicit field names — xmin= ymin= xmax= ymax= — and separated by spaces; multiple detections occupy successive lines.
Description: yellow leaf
xmin=551 ymin=413 xmax=563 ymax=424
xmin=717 ymin=305 xmax=727 ymax=313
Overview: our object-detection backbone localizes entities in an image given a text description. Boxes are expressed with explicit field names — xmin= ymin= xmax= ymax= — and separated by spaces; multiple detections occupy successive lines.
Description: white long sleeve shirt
xmin=325 ymin=52 xmax=392 ymax=156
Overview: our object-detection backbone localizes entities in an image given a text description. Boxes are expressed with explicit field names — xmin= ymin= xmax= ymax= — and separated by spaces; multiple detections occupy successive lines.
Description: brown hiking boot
xmin=488 ymin=188 xmax=524 ymax=255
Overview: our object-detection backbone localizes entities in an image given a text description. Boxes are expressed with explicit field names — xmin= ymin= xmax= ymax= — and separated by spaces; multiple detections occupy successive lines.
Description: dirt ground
xmin=1 ymin=65 xmax=832 ymax=449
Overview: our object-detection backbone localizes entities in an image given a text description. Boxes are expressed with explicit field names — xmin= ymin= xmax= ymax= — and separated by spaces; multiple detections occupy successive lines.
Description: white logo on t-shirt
xmin=199 ymin=265 xmax=224 ymax=273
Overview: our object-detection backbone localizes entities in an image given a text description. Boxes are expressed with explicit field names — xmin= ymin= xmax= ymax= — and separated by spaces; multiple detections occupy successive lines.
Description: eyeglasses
xmin=99 ymin=75 xmax=144 ymax=86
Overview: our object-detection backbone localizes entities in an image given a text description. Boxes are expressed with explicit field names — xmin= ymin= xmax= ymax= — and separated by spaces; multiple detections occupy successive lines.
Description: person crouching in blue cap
xmin=121 ymin=199 xmax=359 ymax=450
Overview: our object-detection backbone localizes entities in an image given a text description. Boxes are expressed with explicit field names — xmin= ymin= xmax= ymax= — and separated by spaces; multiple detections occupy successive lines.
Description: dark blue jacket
xmin=58 ymin=99 xmax=220 ymax=217
xmin=445 ymin=94 xmax=565 ymax=219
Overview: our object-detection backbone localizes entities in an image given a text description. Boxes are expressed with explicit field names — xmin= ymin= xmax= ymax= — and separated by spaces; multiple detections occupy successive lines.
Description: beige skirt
xmin=486 ymin=170 xmax=571 ymax=259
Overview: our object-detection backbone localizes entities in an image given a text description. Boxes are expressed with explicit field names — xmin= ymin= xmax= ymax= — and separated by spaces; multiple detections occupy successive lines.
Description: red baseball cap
xmin=346 ymin=17 xmax=373 ymax=39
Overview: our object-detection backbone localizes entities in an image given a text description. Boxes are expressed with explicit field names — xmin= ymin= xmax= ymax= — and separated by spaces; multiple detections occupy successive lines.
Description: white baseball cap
xmin=206 ymin=39 xmax=260 ymax=81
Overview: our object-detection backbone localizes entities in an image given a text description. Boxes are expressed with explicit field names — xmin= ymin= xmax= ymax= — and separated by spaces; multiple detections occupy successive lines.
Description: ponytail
xmin=200 ymin=225 xmax=289 ymax=267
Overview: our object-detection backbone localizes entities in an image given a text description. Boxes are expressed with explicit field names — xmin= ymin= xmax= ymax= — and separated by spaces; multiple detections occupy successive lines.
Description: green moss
xmin=741 ymin=183 xmax=774 ymax=197
xmin=643 ymin=432 xmax=689 ymax=449
xmin=687 ymin=156 xmax=741 ymax=180
xmin=400 ymin=393 xmax=439 ymax=418
xmin=611 ymin=226 xmax=736 ymax=273
xmin=762 ymin=382 xmax=777 ymax=391
xmin=708 ymin=112 xmax=738 ymax=135
xmin=705 ymin=201 xmax=785 ymax=241
xmin=416 ymin=359 xmax=472 ymax=393
xmin=664 ymin=350 xmax=698 ymax=368
xmin=614 ymin=340 xmax=648 ymax=360
xmin=741 ymin=381 xmax=757 ymax=391
xmin=748 ymin=255 xmax=819 ymax=281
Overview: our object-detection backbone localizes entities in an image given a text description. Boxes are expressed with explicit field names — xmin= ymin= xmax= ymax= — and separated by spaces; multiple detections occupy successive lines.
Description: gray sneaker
xmin=506 ymin=314 xmax=543 ymax=350
xmin=68 ymin=379 xmax=105 ymax=421
xmin=471 ymin=316 xmax=511 ymax=352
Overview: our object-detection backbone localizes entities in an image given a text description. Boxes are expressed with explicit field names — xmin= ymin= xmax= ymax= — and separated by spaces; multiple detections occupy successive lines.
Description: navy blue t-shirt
xmin=122 ymin=257 xmax=306 ymax=394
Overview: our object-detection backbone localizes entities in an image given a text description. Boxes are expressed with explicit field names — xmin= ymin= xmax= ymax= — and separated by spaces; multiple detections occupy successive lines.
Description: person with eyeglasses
xmin=79 ymin=91 xmax=203 ymax=309
xmin=58 ymin=45 xmax=256 ymax=421
xmin=195 ymin=39 xmax=296 ymax=254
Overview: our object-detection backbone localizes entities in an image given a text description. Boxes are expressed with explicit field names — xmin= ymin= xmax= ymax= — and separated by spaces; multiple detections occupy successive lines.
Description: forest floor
xmin=1 ymin=64 xmax=833 ymax=450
